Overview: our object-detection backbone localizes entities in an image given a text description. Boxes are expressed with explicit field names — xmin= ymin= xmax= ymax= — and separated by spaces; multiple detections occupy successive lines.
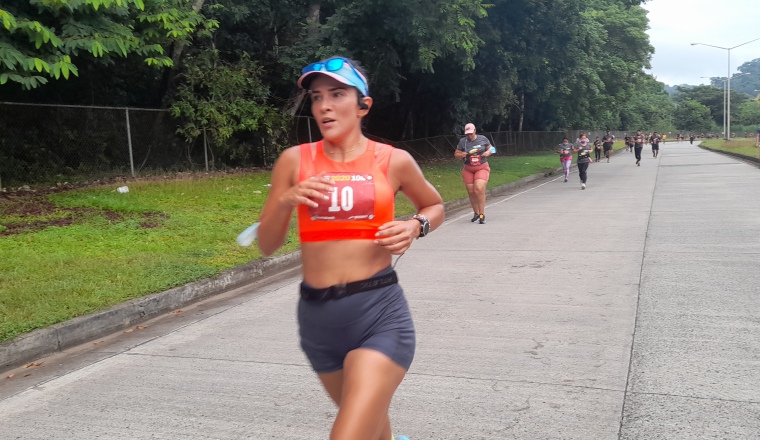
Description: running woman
xmin=633 ymin=130 xmax=645 ymax=166
xmin=257 ymin=56 xmax=444 ymax=440
xmin=602 ymin=131 xmax=614 ymax=163
xmin=572 ymin=133 xmax=592 ymax=189
xmin=557 ymin=137 xmax=574 ymax=182
xmin=593 ymin=136 xmax=602 ymax=162
xmin=455 ymin=123 xmax=493 ymax=224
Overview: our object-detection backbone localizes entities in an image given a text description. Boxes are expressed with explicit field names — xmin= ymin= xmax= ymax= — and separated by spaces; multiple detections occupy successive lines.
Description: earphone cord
xmin=392 ymin=252 xmax=405 ymax=269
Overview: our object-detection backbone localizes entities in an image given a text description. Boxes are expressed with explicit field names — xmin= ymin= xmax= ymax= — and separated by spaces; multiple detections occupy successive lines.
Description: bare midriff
xmin=300 ymin=240 xmax=392 ymax=288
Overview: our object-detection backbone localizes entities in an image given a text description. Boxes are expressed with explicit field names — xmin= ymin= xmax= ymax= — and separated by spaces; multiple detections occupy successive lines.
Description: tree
xmin=734 ymin=100 xmax=760 ymax=126
xmin=674 ymin=100 xmax=714 ymax=132
xmin=674 ymin=84 xmax=748 ymax=128
xmin=620 ymin=74 xmax=675 ymax=132
xmin=170 ymin=50 xmax=288 ymax=165
xmin=2 ymin=0 xmax=667 ymax=149
xmin=0 ymin=0 xmax=216 ymax=89
xmin=725 ymin=58 xmax=760 ymax=97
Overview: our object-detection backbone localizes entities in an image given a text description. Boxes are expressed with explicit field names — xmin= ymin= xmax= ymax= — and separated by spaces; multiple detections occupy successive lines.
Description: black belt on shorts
xmin=300 ymin=270 xmax=399 ymax=301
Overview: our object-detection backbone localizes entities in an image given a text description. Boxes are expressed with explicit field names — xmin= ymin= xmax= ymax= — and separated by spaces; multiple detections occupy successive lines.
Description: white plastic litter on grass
xmin=236 ymin=222 xmax=260 ymax=246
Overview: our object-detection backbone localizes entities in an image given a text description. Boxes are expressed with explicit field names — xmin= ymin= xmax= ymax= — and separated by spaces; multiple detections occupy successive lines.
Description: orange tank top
xmin=297 ymin=140 xmax=395 ymax=242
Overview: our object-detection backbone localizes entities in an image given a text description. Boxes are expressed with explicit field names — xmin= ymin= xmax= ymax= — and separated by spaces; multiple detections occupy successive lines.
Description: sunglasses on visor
xmin=301 ymin=57 xmax=369 ymax=97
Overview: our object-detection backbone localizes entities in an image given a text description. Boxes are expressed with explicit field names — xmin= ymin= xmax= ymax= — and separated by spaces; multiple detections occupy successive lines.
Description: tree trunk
xmin=285 ymin=3 xmax=321 ymax=116
xmin=159 ymin=0 xmax=206 ymax=108
xmin=518 ymin=92 xmax=525 ymax=133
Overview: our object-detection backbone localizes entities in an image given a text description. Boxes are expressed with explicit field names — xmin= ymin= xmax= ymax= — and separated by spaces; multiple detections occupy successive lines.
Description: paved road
xmin=1 ymin=141 xmax=759 ymax=439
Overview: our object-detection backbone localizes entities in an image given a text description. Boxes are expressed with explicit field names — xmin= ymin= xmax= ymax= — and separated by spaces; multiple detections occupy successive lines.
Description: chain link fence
xmin=0 ymin=101 xmax=632 ymax=189
xmin=0 ymin=102 xmax=188 ymax=189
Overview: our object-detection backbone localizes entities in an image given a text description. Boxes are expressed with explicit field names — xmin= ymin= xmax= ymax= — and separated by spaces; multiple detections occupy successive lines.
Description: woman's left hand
xmin=374 ymin=220 xmax=418 ymax=255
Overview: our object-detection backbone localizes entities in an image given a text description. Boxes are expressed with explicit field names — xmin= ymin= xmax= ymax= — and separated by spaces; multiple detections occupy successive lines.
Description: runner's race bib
xmin=469 ymin=155 xmax=482 ymax=166
xmin=309 ymin=172 xmax=375 ymax=221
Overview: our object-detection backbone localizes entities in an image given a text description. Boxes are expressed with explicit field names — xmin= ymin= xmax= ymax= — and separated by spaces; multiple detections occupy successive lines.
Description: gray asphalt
xmin=1 ymin=141 xmax=759 ymax=439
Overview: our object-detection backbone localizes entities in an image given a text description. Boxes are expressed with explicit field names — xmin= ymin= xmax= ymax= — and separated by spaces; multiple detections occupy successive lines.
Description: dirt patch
xmin=142 ymin=212 xmax=169 ymax=219
xmin=1 ymin=218 xmax=75 ymax=235
xmin=0 ymin=195 xmax=167 ymax=236
xmin=104 ymin=211 xmax=123 ymax=222
xmin=0 ymin=196 xmax=58 ymax=217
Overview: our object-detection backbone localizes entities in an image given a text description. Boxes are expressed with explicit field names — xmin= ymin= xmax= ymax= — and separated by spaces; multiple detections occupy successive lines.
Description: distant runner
xmin=455 ymin=123 xmax=493 ymax=224
xmin=593 ymin=136 xmax=603 ymax=162
xmin=650 ymin=131 xmax=661 ymax=158
xmin=572 ymin=133 xmax=592 ymax=189
xmin=633 ymin=130 xmax=645 ymax=166
xmin=602 ymin=131 xmax=614 ymax=163
xmin=557 ymin=137 xmax=574 ymax=182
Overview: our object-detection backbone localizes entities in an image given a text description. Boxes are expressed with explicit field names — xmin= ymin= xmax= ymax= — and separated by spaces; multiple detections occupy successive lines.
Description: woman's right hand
xmin=280 ymin=172 xmax=335 ymax=208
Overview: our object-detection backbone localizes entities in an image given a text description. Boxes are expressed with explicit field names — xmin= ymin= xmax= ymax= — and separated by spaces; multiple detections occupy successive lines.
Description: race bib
xmin=309 ymin=172 xmax=375 ymax=221
xmin=469 ymin=155 xmax=482 ymax=166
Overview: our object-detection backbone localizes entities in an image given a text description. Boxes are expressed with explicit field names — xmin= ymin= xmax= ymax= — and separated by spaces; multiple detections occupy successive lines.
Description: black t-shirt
xmin=651 ymin=136 xmax=661 ymax=146
xmin=634 ymin=135 xmax=644 ymax=147
xmin=602 ymin=135 xmax=614 ymax=148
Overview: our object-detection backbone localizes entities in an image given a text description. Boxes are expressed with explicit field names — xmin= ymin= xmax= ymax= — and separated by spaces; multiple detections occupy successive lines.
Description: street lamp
xmin=701 ymin=76 xmax=727 ymax=137
xmin=692 ymin=36 xmax=760 ymax=139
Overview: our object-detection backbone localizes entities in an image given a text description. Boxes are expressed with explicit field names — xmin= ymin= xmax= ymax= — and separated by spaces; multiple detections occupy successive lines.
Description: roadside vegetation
xmin=1 ymin=147 xmax=617 ymax=343
xmin=700 ymin=138 xmax=759 ymax=160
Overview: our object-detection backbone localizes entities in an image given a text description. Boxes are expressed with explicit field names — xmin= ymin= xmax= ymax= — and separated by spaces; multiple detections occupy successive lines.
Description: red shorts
xmin=462 ymin=162 xmax=490 ymax=184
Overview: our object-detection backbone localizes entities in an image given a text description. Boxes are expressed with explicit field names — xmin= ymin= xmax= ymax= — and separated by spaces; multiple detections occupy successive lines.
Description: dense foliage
xmin=8 ymin=0 xmax=757 ymax=158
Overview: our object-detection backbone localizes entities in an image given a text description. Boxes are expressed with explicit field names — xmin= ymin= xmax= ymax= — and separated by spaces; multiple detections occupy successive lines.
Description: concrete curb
xmin=697 ymin=144 xmax=760 ymax=166
xmin=1 ymin=252 xmax=302 ymax=370
xmin=0 ymin=164 xmax=571 ymax=370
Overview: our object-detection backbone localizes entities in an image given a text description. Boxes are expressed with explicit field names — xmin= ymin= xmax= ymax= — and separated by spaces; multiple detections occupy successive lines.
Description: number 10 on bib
xmin=309 ymin=173 xmax=376 ymax=221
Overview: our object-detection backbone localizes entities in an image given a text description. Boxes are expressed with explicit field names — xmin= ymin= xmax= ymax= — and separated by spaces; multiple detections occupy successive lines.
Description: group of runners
xmin=623 ymin=131 xmax=662 ymax=163
xmin=553 ymin=129 xmax=670 ymax=190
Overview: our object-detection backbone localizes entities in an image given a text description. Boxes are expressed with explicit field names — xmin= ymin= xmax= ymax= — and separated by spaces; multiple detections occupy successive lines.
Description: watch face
xmin=414 ymin=215 xmax=430 ymax=237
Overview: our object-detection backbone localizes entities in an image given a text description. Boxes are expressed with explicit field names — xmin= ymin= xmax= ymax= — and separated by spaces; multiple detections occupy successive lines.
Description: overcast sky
xmin=642 ymin=0 xmax=760 ymax=86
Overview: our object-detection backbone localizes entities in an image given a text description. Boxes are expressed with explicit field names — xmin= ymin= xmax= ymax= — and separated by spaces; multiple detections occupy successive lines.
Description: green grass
xmin=0 ymin=146 xmax=604 ymax=343
xmin=701 ymin=138 xmax=760 ymax=160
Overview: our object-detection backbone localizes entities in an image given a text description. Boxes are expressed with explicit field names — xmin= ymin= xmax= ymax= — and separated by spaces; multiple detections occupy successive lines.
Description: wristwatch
xmin=412 ymin=214 xmax=430 ymax=238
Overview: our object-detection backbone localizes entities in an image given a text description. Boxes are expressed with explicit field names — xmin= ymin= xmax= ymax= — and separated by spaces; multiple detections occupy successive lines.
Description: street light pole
xmin=692 ymin=36 xmax=760 ymax=140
